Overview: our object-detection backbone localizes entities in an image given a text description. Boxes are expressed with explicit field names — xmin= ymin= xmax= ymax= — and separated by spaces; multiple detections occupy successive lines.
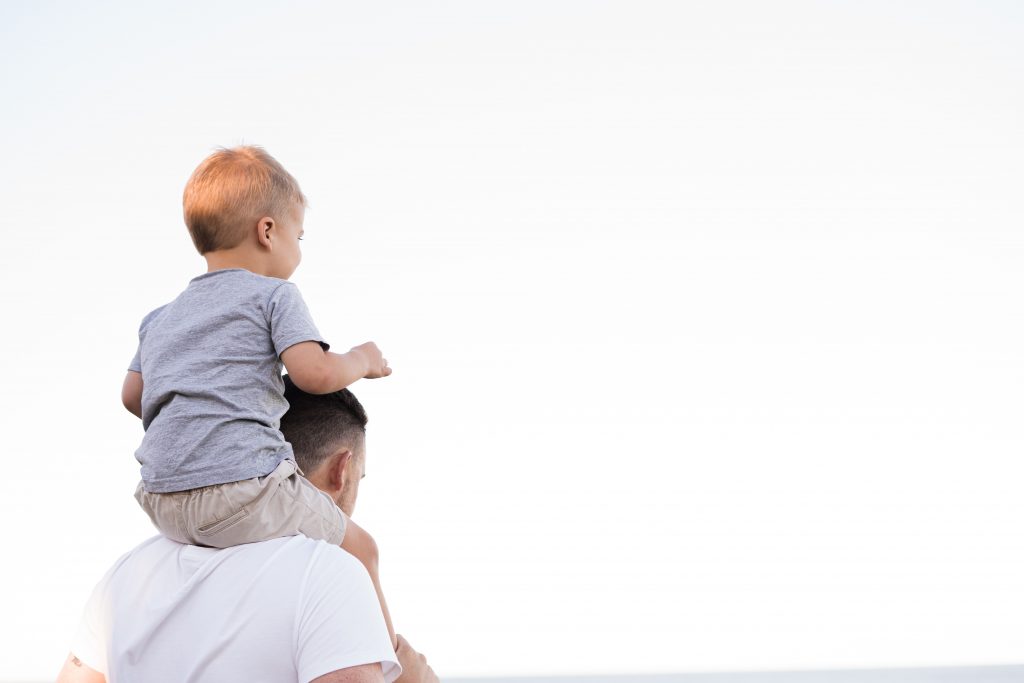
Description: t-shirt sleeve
xmin=128 ymin=346 xmax=142 ymax=374
xmin=267 ymin=283 xmax=330 ymax=357
xmin=68 ymin=559 xmax=122 ymax=676
xmin=295 ymin=545 xmax=401 ymax=683
xmin=128 ymin=305 xmax=167 ymax=373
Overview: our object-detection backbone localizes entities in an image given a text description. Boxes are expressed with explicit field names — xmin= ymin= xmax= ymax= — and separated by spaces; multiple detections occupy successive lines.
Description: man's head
xmin=280 ymin=375 xmax=368 ymax=516
xmin=183 ymin=145 xmax=307 ymax=277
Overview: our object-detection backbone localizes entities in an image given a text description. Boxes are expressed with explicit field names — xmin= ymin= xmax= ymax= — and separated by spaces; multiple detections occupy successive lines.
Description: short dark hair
xmin=280 ymin=375 xmax=368 ymax=475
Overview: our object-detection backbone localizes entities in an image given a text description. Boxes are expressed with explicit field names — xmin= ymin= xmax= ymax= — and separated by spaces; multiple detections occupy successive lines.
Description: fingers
xmin=355 ymin=342 xmax=392 ymax=379
xmin=393 ymin=634 xmax=436 ymax=683
xmin=413 ymin=652 xmax=437 ymax=683
xmin=370 ymin=356 xmax=391 ymax=379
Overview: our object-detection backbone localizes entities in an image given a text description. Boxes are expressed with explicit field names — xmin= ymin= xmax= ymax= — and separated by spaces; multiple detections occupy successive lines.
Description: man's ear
xmin=326 ymin=449 xmax=354 ymax=493
xmin=255 ymin=216 xmax=275 ymax=250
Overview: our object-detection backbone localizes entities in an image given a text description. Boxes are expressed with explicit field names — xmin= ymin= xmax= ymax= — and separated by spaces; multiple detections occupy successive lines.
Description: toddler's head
xmin=183 ymin=146 xmax=307 ymax=276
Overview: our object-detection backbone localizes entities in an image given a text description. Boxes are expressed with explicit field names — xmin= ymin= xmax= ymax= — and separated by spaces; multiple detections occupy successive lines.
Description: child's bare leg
xmin=341 ymin=517 xmax=397 ymax=649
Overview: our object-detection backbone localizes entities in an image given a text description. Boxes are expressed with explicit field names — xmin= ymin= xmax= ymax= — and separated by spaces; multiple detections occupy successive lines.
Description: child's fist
xmin=352 ymin=341 xmax=391 ymax=379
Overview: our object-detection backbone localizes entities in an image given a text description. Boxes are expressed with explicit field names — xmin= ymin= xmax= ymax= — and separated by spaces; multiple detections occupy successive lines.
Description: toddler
xmin=122 ymin=145 xmax=396 ymax=643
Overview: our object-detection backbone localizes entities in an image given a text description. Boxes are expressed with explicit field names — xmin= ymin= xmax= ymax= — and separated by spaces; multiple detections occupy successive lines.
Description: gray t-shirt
xmin=130 ymin=269 xmax=327 ymax=493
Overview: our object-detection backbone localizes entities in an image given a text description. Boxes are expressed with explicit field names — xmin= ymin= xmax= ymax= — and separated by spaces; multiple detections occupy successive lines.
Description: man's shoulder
xmin=79 ymin=537 xmax=395 ymax=681
xmin=116 ymin=536 xmax=374 ymax=617
xmin=226 ymin=534 xmax=361 ymax=569
xmin=104 ymin=536 xmax=355 ymax=603
xmin=303 ymin=537 xmax=372 ymax=578
xmin=111 ymin=534 xmax=172 ymax=566
xmin=116 ymin=535 xmax=359 ymax=571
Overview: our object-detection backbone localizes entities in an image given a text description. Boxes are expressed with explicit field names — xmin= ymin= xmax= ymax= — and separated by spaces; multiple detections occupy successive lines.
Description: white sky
xmin=1 ymin=1 xmax=1023 ymax=679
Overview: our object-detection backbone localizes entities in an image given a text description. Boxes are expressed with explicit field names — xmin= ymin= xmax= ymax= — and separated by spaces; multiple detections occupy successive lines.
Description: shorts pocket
xmin=192 ymin=484 xmax=253 ymax=539
xmin=196 ymin=506 xmax=250 ymax=536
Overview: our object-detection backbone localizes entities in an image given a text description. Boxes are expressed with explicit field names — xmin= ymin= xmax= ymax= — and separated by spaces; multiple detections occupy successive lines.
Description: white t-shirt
xmin=71 ymin=535 xmax=401 ymax=683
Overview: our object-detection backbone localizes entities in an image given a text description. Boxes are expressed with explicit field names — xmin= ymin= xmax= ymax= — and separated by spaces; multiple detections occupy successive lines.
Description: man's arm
xmin=56 ymin=653 xmax=105 ymax=683
xmin=311 ymin=662 xmax=387 ymax=683
xmin=339 ymin=527 xmax=439 ymax=683
xmin=341 ymin=519 xmax=397 ymax=648
xmin=56 ymin=651 xmax=388 ymax=683
xmin=121 ymin=371 xmax=143 ymax=418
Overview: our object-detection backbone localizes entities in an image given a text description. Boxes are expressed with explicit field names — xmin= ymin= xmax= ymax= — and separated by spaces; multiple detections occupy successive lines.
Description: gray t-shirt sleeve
xmin=129 ymin=346 xmax=142 ymax=373
xmin=128 ymin=305 xmax=167 ymax=373
xmin=267 ymin=283 xmax=329 ymax=356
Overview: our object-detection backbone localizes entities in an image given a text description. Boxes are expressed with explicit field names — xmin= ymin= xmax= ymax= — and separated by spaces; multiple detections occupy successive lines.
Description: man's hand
xmin=394 ymin=634 xmax=439 ymax=683
xmin=349 ymin=341 xmax=391 ymax=379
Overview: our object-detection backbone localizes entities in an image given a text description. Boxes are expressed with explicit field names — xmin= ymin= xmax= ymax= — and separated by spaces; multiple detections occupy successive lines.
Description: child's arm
xmin=341 ymin=518 xmax=397 ymax=649
xmin=121 ymin=371 xmax=143 ymax=418
xmin=281 ymin=341 xmax=391 ymax=395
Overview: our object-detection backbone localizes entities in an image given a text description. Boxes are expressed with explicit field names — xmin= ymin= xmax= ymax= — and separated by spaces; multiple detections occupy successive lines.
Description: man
xmin=57 ymin=379 xmax=438 ymax=683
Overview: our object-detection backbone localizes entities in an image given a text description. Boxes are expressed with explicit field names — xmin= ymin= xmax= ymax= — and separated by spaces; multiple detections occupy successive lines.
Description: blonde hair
xmin=182 ymin=146 xmax=307 ymax=254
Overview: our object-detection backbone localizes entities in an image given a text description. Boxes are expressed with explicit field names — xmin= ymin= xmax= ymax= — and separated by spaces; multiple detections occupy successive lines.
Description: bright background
xmin=1 ymin=1 xmax=1023 ymax=679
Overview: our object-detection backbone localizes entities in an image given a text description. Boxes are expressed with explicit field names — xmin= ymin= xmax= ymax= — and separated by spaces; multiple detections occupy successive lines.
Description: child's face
xmin=269 ymin=201 xmax=305 ymax=279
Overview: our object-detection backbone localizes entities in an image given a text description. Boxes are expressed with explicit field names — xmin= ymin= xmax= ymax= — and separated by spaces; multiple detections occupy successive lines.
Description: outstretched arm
xmin=121 ymin=371 xmax=143 ymax=418
xmin=282 ymin=341 xmax=391 ymax=395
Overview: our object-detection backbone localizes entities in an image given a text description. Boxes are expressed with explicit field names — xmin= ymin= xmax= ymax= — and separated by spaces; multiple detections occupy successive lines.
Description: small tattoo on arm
xmin=72 ymin=656 xmax=82 ymax=667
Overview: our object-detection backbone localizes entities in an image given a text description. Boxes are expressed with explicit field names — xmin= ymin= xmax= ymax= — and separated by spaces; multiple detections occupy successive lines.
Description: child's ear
xmin=255 ymin=216 xmax=275 ymax=249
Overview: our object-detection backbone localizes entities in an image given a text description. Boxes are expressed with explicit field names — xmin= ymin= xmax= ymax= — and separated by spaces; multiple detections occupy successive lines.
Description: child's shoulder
xmin=137 ymin=303 xmax=169 ymax=332
xmin=191 ymin=268 xmax=296 ymax=296
xmin=137 ymin=271 xmax=304 ymax=333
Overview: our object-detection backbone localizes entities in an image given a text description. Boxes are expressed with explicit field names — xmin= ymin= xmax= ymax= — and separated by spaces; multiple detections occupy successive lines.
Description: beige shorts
xmin=135 ymin=459 xmax=347 ymax=548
